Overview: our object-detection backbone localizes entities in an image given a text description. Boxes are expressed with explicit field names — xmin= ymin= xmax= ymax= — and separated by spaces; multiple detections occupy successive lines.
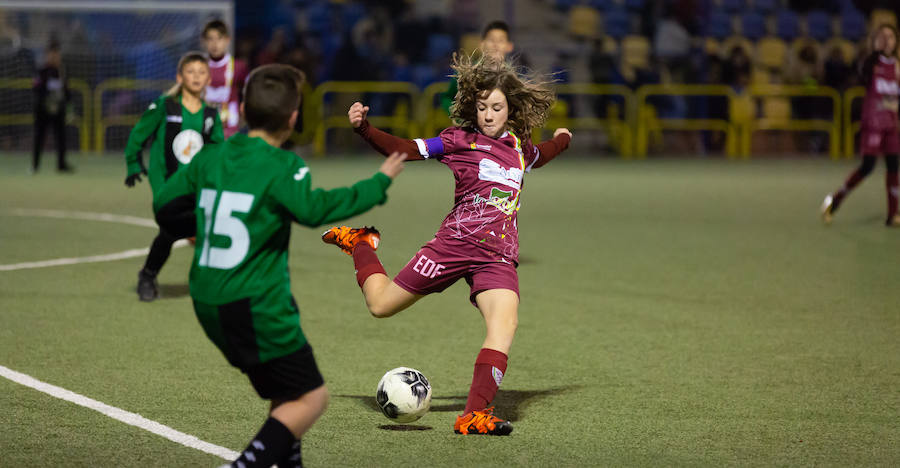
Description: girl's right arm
xmin=349 ymin=102 xmax=425 ymax=160
xmin=124 ymin=98 xmax=164 ymax=179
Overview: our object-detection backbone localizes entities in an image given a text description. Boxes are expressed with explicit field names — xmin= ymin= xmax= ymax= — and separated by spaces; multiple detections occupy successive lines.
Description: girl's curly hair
xmin=449 ymin=53 xmax=556 ymax=136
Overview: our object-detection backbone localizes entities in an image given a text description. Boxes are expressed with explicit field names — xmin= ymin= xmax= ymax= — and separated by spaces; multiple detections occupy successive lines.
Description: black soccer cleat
xmin=137 ymin=269 xmax=159 ymax=302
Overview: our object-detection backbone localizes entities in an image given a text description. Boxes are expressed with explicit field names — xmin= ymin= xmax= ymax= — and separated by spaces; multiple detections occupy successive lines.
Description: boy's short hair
xmin=482 ymin=20 xmax=510 ymax=40
xmin=203 ymin=19 xmax=229 ymax=38
xmin=243 ymin=64 xmax=305 ymax=134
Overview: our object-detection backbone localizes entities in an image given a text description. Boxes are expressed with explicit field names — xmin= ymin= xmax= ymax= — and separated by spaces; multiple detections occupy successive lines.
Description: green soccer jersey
xmin=153 ymin=133 xmax=392 ymax=365
xmin=124 ymin=94 xmax=224 ymax=197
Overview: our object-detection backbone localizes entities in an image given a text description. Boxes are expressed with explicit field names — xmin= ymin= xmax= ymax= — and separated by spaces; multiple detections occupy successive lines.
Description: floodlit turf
xmin=1 ymin=152 xmax=898 ymax=467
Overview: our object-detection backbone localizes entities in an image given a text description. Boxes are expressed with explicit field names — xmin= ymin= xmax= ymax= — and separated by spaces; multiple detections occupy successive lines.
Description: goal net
xmin=0 ymin=0 xmax=233 ymax=153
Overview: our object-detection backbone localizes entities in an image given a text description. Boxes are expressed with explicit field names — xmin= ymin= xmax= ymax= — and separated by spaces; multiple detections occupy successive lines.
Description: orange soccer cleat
xmin=321 ymin=226 xmax=380 ymax=255
xmin=453 ymin=407 xmax=513 ymax=436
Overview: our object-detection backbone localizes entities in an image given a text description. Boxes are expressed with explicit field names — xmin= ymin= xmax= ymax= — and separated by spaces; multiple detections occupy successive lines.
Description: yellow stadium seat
xmin=459 ymin=33 xmax=481 ymax=55
xmin=568 ymin=5 xmax=600 ymax=39
xmin=704 ymin=37 xmax=721 ymax=56
xmin=823 ymin=37 xmax=859 ymax=65
xmin=790 ymin=37 xmax=822 ymax=64
xmin=621 ymin=35 xmax=650 ymax=69
xmin=751 ymin=66 xmax=772 ymax=85
xmin=756 ymin=36 xmax=788 ymax=70
xmin=762 ymin=96 xmax=791 ymax=121
xmin=871 ymin=9 xmax=897 ymax=28
xmin=721 ymin=35 xmax=755 ymax=59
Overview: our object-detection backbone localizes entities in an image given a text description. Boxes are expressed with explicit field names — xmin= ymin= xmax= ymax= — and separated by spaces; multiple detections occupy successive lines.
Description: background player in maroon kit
xmin=822 ymin=25 xmax=900 ymax=226
xmin=202 ymin=20 xmax=249 ymax=138
xmin=322 ymin=54 xmax=572 ymax=435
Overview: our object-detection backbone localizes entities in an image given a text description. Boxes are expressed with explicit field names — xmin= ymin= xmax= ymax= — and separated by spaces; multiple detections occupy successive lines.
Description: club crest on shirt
xmin=473 ymin=186 xmax=519 ymax=215
xmin=172 ymin=129 xmax=204 ymax=164
xmin=478 ymin=158 xmax=522 ymax=190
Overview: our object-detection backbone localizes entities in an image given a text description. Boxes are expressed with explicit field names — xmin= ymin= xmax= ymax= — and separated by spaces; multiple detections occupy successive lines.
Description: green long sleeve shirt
xmin=124 ymin=95 xmax=224 ymax=196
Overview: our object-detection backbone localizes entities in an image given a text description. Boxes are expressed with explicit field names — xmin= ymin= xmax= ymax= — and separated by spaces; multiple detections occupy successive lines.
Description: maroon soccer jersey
xmin=207 ymin=53 xmax=248 ymax=137
xmin=861 ymin=54 xmax=899 ymax=131
xmin=413 ymin=127 xmax=543 ymax=263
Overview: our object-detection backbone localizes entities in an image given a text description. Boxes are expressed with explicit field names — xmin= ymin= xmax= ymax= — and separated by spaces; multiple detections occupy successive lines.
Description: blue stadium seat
xmin=806 ymin=10 xmax=831 ymax=42
xmin=840 ymin=9 xmax=866 ymax=41
xmin=426 ymin=34 xmax=455 ymax=63
xmin=741 ymin=12 xmax=766 ymax=41
xmin=706 ymin=11 xmax=733 ymax=40
xmin=342 ymin=3 xmax=367 ymax=30
xmin=605 ymin=9 xmax=631 ymax=40
xmin=775 ymin=10 xmax=799 ymax=41
xmin=588 ymin=0 xmax=613 ymax=11
xmin=411 ymin=64 xmax=437 ymax=88
xmin=555 ymin=0 xmax=578 ymax=11
xmin=752 ymin=0 xmax=776 ymax=14
xmin=624 ymin=0 xmax=645 ymax=12
xmin=305 ymin=3 xmax=331 ymax=35
xmin=720 ymin=0 xmax=744 ymax=14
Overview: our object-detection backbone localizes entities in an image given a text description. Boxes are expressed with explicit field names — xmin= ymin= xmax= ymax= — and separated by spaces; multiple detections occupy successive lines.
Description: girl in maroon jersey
xmin=822 ymin=24 xmax=900 ymax=226
xmin=322 ymin=54 xmax=572 ymax=435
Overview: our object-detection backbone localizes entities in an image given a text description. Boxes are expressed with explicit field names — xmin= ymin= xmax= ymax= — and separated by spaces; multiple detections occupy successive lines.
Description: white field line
xmin=0 ymin=209 xmax=188 ymax=271
xmin=0 ymin=364 xmax=239 ymax=461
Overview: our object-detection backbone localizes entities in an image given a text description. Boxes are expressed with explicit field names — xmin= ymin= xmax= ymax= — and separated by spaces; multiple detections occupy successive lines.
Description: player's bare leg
xmin=360 ymin=276 xmax=422 ymax=318
xmin=322 ymin=226 xmax=422 ymax=317
xmin=270 ymin=385 xmax=329 ymax=438
xmin=454 ymin=288 xmax=517 ymax=436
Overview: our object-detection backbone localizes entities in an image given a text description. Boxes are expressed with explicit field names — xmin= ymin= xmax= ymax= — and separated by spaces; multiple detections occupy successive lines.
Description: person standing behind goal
xmin=154 ymin=64 xmax=406 ymax=468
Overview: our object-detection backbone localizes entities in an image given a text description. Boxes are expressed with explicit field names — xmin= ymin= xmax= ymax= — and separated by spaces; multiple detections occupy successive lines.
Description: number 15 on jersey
xmin=198 ymin=188 xmax=255 ymax=269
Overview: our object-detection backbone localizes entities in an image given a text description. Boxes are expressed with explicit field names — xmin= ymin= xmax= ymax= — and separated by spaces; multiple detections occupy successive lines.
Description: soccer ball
xmin=375 ymin=367 xmax=432 ymax=423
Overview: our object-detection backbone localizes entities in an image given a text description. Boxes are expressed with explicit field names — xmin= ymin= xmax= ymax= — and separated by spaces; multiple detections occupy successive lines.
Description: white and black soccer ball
xmin=375 ymin=367 xmax=432 ymax=423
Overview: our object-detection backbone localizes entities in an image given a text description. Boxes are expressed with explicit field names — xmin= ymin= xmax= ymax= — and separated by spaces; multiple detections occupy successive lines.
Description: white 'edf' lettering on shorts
xmin=413 ymin=254 xmax=445 ymax=278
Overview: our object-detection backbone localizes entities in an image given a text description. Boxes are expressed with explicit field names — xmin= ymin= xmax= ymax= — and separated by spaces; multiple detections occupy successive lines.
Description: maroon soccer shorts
xmin=393 ymin=244 xmax=519 ymax=305
xmin=860 ymin=126 xmax=900 ymax=155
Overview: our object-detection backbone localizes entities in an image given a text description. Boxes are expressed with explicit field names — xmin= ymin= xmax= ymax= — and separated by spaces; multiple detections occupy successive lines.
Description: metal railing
xmin=742 ymin=84 xmax=842 ymax=159
xmin=0 ymin=79 xmax=885 ymax=158
xmin=0 ymin=78 xmax=92 ymax=153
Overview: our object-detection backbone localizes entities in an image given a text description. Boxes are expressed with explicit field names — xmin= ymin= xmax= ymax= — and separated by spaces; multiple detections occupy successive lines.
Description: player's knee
xmin=367 ymin=300 xmax=393 ymax=318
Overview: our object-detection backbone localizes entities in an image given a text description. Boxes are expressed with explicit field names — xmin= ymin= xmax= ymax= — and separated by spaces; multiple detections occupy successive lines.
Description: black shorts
xmin=244 ymin=343 xmax=325 ymax=400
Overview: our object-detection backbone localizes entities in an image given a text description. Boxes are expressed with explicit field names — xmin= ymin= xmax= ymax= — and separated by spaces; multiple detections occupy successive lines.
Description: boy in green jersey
xmin=124 ymin=52 xmax=225 ymax=302
xmin=154 ymin=64 xmax=406 ymax=468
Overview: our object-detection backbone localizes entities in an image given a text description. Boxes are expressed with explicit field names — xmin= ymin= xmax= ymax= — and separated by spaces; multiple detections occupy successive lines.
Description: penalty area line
xmin=0 ymin=364 xmax=239 ymax=461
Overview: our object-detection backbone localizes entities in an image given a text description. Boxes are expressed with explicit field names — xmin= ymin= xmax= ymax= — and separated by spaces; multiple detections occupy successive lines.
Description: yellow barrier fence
xmin=636 ymin=84 xmax=738 ymax=158
xmin=93 ymin=79 xmax=171 ymax=153
xmin=0 ymin=78 xmax=881 ymax=159
xmin=420 ymin=81 xmax=452 ymax=138
xmin=0 ymin=78 xmax=92 ymax=153
xmin=842 ymin=86 xmax=866 ymax=159
xmin=742 ymin=84 xmax=842 ymax=159
xmin=549 ymin=84 xmax=635 ymax=157
xmin=311 ymin=81 xmax=418 ymax=155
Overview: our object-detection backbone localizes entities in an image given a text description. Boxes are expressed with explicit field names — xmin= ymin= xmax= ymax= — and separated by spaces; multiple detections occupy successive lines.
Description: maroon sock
xmin=352 ymin=241 xmax=386 ymax=288
xmin=463 ymin=348 xmax=508 ymax=414
xmin=887 ymin=171 xmax=898 ymax=218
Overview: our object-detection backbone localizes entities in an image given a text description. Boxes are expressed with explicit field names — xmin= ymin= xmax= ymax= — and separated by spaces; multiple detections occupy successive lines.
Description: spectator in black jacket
xmin=33 ymin=41 xmax=72 ymax=173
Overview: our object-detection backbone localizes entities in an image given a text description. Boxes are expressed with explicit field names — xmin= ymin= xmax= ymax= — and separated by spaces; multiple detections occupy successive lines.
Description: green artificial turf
xmin=1 ymin=152 xmax=897 ymax=467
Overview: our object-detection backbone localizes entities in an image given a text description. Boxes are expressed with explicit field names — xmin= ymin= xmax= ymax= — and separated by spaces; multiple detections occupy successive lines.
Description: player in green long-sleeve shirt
xmin=124 ymin=52 xmax=224 ymax=302
xmin=154 ymin=64 xmax=406 ymax=468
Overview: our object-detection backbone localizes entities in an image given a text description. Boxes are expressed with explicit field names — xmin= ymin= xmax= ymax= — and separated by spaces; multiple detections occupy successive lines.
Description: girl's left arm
xmin=531 ymin=129 xmax=572 ymax=169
